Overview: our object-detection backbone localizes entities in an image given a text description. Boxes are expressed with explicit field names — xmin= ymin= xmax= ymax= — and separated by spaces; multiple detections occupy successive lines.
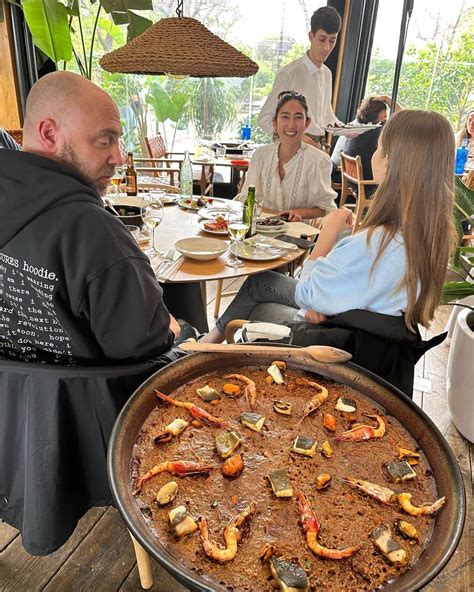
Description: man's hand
xmin=169 ymin=314 xmax=181 ymax=338
xmin=304 ymin=309 xmax=328 ymax=324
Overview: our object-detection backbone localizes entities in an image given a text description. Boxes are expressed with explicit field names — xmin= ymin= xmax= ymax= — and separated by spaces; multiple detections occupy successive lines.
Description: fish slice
xmin=179 ymin=342 xmax=352 ymax=363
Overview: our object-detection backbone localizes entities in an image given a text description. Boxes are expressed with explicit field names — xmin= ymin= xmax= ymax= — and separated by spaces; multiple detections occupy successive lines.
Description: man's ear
xmin=308 ymin=31 xmax=314 ymax=43
xmin=37 ymin=118 xmax=60 ymax=154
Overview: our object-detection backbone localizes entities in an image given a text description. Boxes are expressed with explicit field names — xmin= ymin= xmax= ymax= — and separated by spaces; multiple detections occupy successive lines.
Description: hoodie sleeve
xmin=79 ymin=255 xmax=174 ymax=361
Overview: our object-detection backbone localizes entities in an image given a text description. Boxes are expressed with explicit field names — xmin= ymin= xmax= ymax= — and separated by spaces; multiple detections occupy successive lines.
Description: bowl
xmin=108 ymin=352 xmax=465 ymax=592
xmin=175 ymin=237 xmax=228 ymax=261
xmin=106 ymin=204 xmax=144 ymax=230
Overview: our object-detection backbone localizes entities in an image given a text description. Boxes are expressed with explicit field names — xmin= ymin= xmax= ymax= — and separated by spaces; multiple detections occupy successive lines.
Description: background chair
xmin=340 ymin=152 xmax=377 ymax=230
xmin=135 ymin=133 xmax=214 ymax=196
xmin=0 ymin=350 xmax=183 ymax=556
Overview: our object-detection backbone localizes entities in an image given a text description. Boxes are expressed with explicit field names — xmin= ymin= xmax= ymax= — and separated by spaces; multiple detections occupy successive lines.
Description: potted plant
xmin=443 ymin=176 xmax=474 ymax=442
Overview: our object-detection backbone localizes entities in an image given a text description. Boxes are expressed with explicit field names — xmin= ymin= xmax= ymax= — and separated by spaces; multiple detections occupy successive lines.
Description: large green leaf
xmin=126 ymin=10 xmax=151 ymax=40
xmin=21 ymin=0 xmax=73 ymax=63
xmin=146 ymin=82 xmax=173 ymax=122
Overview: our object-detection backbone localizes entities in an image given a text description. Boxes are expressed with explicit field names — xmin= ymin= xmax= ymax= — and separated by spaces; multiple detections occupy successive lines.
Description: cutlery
xmin=180 ymin=342 xmax=352 ymax=364
xmin=155 ymin=249 xmax=177 ymax=275
xmin=104 ymin=197 xmax=121 ymax=217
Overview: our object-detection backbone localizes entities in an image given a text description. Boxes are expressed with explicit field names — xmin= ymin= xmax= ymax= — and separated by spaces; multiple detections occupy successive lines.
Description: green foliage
xmin=241 ymin=113 xmax=271 ymax=145
xmin=20 ymin=0 xmax=73 ymax=63
xmin=14 ymin=0 xmax=153 ymax=79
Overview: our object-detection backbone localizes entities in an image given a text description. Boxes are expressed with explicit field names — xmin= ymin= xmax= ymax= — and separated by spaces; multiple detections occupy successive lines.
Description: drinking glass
xmin=142 ymin=193 xmax=164 ymax=255
xmin=225 ymin=209 xmax=248 ymax=268
xmin=125 ymin=225 xmax=141 ymax=241
xmin=110 ymin=166 xmax=123 ymax=195
xmin=215 ymin=146 xmax=226 ymax=159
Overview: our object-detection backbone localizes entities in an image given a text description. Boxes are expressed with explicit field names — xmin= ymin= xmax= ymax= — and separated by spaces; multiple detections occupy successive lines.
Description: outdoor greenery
xmin=12 ymin=0 xmax=474 ymax=151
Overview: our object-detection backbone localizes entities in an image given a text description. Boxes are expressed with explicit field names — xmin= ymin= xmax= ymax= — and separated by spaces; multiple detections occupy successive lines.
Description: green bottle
xmin=243 ymin=184 xmax=256 ymax=237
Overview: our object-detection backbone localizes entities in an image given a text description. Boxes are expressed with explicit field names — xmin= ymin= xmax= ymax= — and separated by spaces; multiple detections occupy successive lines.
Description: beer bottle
xmin=125 ymin=152 xmax=138 ymax=196
xmin=243 ymin=184 xmax=256 ymax=238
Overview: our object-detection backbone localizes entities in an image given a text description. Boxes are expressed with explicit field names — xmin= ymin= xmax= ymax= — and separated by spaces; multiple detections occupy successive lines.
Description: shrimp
xmin=295 ymin=377 xmax=328 ymax=423
xmin=336 ymin=414 xmax=385 ymax=441
xmin=398 ymin=493 xmax=447 ymax=516
xmin=296 ymin=492 xmax=360 ymax=559
xmin=199 ymin=502 xmax=256 ymax=562
xmin=339 ymin=477 xmax=396 ymax=504
xmin=132 ymin=460 xmax=215 ymax=495
xmin=224 ymin=374 xmax=257 ymax=409
xmin=154 ymin=389 xmax=227 ymax=427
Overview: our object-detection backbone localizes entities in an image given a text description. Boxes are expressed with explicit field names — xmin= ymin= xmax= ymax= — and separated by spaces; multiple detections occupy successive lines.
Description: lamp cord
xmin=176 ymin=0 xmax=184 ymax=17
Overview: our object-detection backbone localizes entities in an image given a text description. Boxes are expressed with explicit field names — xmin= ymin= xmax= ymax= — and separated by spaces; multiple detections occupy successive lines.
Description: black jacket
xmin=0 ymin=150 xmax=173 ymax=364
xmin=289 ymin=309 xmax=446 ymax=397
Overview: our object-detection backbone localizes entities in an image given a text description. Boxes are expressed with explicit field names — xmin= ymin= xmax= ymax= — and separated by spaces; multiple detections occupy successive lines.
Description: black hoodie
xmin=0 ymin=150 xmax=173 ymax=364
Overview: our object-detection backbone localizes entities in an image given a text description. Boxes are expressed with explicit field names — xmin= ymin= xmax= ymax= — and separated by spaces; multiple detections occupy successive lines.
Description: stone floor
xmin=0 ymin=284 xmax=472 ymax=591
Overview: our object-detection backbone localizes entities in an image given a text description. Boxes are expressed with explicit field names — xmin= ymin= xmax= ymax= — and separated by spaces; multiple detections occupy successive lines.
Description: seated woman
xmin=237 ymin=90 xmax=336 ymax=222
xmin=455 ymin=108 xmax=474 ymax=161
xmin=203 ymin=110 xmax=456 ymax=344
xmin=331 ymin=95 xmax=400 ymax=197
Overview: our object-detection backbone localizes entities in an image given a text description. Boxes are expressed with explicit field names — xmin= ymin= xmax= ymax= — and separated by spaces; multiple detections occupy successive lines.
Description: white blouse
xmin=237 ymin=142 xmax=337 ymax=214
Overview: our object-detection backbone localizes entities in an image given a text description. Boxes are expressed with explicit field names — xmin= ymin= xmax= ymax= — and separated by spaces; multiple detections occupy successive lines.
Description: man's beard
xmin=58 ymin=143 xmax=114 ymax=195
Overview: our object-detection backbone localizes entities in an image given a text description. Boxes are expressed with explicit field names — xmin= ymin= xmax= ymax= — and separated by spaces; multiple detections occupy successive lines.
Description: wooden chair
xmin=339 ymin=152 xmax=377 ymax=230
xmin=135 ymin=134 xmax=214 ymax=195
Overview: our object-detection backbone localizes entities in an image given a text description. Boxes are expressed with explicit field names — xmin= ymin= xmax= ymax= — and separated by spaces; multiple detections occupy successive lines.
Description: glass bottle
xmin=455 ymin=139 xmax=469 ymax=175
xmin=180 ymin=151 xmax=193 ymax=199
xmin=125 ymin=152 xmax=137 ymax=196
xmin=243 ymin=184 xmax=256 ymax=238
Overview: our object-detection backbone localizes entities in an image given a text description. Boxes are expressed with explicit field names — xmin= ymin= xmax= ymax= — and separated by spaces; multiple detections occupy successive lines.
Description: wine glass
xmin=110 ymin=166 xmax=123 ymax=195
xmin=142 ymin=193 xmax=164 ymax=256
xmin=225 ymin=208 xmax=248 ymax=268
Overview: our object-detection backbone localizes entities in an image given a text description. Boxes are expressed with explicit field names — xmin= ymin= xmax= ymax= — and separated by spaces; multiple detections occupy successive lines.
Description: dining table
xmin=106 ymin=194 xmax=318 ymax=332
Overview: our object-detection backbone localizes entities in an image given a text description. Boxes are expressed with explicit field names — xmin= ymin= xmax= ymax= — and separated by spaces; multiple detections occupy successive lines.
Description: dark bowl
xmin=106 ymin=204 xmax=144 ymax=230
xmin=108 ymin=352 xmax=465 ymax=592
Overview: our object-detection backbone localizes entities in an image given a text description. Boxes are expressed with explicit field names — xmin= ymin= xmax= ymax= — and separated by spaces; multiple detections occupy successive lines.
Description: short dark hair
xmin=310 ymin=6 xmax=341 ymax=34
xmin=357 ymin=97 xmax=388 ymax=124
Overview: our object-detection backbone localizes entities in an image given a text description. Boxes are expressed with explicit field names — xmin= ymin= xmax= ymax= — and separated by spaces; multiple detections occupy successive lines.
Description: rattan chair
xmin=339 ymin=152 xmax=377 ymax=230
xmin=5 ymin=128 xmax=23 ymax=147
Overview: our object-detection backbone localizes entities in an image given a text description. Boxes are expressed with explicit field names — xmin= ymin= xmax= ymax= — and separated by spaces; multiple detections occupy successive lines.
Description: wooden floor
xmin=1 ymin=282 xmax=472 ymax=592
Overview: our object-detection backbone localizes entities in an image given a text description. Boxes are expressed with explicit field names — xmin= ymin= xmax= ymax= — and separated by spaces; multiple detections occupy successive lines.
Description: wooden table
xmin=108 ymin=195 xmax=317 ymax=331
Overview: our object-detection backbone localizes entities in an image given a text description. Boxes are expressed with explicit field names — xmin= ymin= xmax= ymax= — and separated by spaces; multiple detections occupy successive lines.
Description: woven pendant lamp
xmin=99 ymin=15 xmax=258 ymax=78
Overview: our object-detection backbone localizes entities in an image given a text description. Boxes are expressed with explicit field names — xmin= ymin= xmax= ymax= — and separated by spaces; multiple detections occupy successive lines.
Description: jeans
xmin=216 ymin=271 xmax=299 ymax=333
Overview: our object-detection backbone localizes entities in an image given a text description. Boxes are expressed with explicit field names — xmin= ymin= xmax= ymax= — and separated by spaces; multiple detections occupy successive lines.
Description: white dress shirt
xmin=258 ymin=53 xmax=341 ymax=137
xmin=236 ymin=142 xmax=336 ymax=214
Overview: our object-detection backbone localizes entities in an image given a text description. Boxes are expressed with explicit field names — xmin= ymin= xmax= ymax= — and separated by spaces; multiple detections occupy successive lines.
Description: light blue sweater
xmin=294 ymin=227 xmax=407 ymax=318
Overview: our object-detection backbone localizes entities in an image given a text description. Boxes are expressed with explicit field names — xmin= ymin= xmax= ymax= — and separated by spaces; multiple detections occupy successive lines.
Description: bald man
xmin=0 ymin=72 xmax=176 ymax=364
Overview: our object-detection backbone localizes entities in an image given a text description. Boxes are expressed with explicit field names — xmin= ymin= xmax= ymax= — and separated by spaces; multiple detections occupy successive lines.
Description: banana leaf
xmin=20 ymin=0 xmax=73 ymax=63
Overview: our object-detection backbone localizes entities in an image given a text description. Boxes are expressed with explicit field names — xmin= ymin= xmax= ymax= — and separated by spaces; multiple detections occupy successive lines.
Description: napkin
xmin=245 ymin=234 xmax=299 ymax=251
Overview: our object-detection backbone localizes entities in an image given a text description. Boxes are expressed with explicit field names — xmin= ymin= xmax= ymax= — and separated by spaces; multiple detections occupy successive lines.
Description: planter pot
xmin=447 ymin=308 xmax=474 ymax=442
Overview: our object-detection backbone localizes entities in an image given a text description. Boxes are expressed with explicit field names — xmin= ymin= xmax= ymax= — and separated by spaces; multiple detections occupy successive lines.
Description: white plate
xmin=198 ymin=206 xmax=242 ymax=221
xmin=323 ymin=123 xmax=381 ymax=137
xmin=229 ymin=242 xmax=282 ymax=261
xmin=255 ymin=222 xmax=288 ymax=234
xmin=161 ymin=194 xmax=180 ymax=204
xmin=175 ymin=237 xmax=229 ymax=261
xmin=178 ymin=197 xmax=226 ymax=210
xmin=198 ymin=220 xmax=229 ymax=235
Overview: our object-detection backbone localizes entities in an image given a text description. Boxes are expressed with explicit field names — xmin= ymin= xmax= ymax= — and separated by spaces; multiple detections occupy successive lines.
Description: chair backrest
xmin=340 ymin=152 xmax=377 ymax=230
xmin=145 ymin=134 xmax=168 ymax=159
xmin=0 ymin=351 xmax=182 ymax=554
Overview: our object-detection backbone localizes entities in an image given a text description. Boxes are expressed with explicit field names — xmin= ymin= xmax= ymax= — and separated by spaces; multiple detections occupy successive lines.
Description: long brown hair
xmin=360 ymin=110 xmax=457 ymax=330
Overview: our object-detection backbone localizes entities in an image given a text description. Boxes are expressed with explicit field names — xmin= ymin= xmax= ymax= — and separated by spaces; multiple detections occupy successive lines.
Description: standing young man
xmin=258 ymin=6 xmax=343 ymax=148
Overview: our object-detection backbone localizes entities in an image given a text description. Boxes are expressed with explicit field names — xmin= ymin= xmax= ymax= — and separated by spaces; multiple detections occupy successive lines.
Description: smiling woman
xmin=236 ymin=91 xmax=336 ymax=221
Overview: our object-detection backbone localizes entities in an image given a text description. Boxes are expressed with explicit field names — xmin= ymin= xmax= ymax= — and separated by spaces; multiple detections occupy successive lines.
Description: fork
xmin=155 ymin=249 xmax=176 ymax=275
